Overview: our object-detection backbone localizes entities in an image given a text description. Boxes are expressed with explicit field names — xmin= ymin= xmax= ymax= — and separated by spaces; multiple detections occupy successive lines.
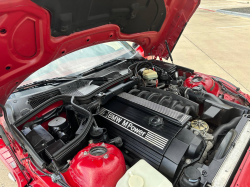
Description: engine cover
xmin=96 ymin=92 xmax=205 ymax=181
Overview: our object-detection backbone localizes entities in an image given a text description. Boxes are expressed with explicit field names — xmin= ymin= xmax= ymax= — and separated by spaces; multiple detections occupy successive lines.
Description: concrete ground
xmin=172 ymin=0 xmax=250 ymax=94
xmin=0 ymin=0 xmax=250 ymax=186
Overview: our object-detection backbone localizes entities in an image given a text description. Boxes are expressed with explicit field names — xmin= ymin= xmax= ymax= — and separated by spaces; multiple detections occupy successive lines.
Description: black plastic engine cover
xmin=96 ymin=93 xmax=205 ymax=181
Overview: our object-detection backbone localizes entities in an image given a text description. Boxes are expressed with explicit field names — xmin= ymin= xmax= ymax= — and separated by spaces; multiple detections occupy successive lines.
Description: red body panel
xmin=135 ymin=45 xmax=145 ymax=57
xmin=63 ymin=143 xmax=126 ymax=187
xmin=184 ymin=72 xmax=250 ymax=105
xmin=231 ymin=147 xmax=250 ymax=187
xmin=0 ymin=139 xmax=28 ymax=186
xmin=184 ymin=73 xmax=220 ymax=96
xmin=0 ymin=0 xmax=200 ymax=104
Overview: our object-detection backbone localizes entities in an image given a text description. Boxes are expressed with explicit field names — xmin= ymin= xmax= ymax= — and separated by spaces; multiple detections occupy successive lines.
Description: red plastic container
xmin=63 ymin=143 xmax=126 ymax=187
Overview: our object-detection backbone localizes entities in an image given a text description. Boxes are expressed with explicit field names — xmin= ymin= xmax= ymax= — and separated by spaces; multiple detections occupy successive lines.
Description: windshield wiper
xmin=15 ymin=58 xmax=127 ymax=93
xmin=13 ymin=77 xmax=77 ymax=93
xmin=95 ymin=58 xmax=126 ymax=69
xmin=14 ymin=76 xmax=111 ymax=93
xmin=77 ymin=58 xmax=126 ymax=77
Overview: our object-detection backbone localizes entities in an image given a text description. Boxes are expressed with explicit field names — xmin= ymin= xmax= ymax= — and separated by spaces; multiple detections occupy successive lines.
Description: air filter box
xmin=25 ymin=125 xmax=55 ymax=154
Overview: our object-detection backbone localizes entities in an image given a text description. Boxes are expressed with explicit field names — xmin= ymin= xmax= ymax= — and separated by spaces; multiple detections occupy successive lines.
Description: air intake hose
xmin=212 ymin=116 xmax=241 ymax=144
xmin=180 ymin=86 xmax=224 ymax=105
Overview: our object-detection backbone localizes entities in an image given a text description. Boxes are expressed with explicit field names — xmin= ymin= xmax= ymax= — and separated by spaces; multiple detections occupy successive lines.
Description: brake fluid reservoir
xmin=142 ymin=69 xmax=158 ymax=80
xmin=116 ymin=160 xmax=173 ymax=187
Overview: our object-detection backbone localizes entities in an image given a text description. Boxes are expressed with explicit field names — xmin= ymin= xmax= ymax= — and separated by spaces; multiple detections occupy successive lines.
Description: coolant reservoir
xmin=116 ymin=160 xmax=173 ymax=187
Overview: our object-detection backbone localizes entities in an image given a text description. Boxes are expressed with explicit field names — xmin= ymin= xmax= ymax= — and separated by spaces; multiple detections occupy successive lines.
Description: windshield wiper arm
xmin=14 ymin=77 xmax=77 ymax=93
xmin=93 ymin=58 xmax=126 ymax=70
xmin=77 ymin=57 xmax=130 ymax=77
xmin=15 ymin=58 xmax=127 ymax=93
xmin=14 ymin=76 xmax=111 ymax=93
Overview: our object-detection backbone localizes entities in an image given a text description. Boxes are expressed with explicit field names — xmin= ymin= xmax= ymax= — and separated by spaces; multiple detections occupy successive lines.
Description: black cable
xmin=30 ymin=157 xmax=51 ymax=177
xmin=51 ymin=161 xmax=70 ymax=187
xmin=135 ymin=61 xmax=153 ymax=78
xmin=60 ymin=163 xmax=70 ymax=171
xmin=27 ymin=159 xmax=46 ymax=177
xmin=213 ymin=78 xmax=250 ymax=106
xmin=57 ymin=180 xmax=70 ymax=187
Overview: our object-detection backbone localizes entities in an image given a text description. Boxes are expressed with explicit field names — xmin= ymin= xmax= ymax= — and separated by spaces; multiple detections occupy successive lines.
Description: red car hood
xmin=0 ymin=0 xmax=199 ymax=104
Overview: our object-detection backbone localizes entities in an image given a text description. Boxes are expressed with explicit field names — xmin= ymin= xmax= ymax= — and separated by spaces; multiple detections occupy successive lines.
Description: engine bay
xmin=6 ymin=59 xmax=250 ymax=187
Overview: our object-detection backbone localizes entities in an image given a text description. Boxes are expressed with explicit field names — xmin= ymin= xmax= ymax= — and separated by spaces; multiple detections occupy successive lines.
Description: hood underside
xmin=0 ymin=0 xmax=200 ymax=104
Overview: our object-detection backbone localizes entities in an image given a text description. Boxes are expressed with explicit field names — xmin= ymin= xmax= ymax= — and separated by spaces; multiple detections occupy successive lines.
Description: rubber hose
xmin=181 ymin=87 xmax=225 ymax=105
xmin=213 ymin=116 xmax=241 ymax=144
xmin=204 ymin=92 xmax=225 ymax=105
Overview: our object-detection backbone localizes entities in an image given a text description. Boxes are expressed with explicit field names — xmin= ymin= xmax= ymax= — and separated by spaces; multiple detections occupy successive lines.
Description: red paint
xmin=198 ymin=8 xmax=215 ymax=12
xmin=63 ymin=143 xmax=126 ymax=187
xmin=0 ymin=139 xmax=29 ymax=187
xmin=0 ymin=0 xmax=200 ymax=104
xmin=13 ymin=18 xmax=37 ymax=57
xmin=184 ymin=73 xmax=220 ymax=96
xmin=184 ymin=72 xmax=250 ymax=105
xmin=231 ymin=147 xmax=250 ymax=187
xmin=135 ymin=45 xmax=145 ymax=57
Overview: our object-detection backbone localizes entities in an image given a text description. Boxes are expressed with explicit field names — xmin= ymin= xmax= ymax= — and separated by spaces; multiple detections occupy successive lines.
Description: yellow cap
xmin=142 ymin=69 xmax=158 ymax=80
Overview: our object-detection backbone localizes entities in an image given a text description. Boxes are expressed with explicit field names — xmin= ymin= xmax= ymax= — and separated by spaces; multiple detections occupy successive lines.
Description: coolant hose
xmin=181 ymin=86 xmax=225 ymax=105
xmin=212 ymin=116 xmax=241 ymax=144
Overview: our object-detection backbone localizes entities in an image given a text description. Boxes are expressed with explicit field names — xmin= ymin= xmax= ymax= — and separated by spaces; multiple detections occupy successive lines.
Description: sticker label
xmin=99 ymin=108 xmax=168 ymax=149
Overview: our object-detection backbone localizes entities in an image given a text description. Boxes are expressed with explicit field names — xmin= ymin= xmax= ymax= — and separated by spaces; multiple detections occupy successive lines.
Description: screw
xmin=185 ymin=159 xmax=191 ymax=164
xmin=101 ymin=142 xmax=105 ymax=147
xmin=103 ymin=154 xmax=109 ymax=159
xmin=194 ymin=131 xmax=199 ymax=135
xmin=202 ymin=170 xmax=207 ymax=176
xmin=97 ymin=92 xmax=105 ymax=97
xmin=84 ymin=151 xmax=88 ymax=156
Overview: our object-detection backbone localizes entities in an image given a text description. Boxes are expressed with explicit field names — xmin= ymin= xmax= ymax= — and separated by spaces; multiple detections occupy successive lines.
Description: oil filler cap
xmin=149 ymin=116 xmax=164 ymax=127
xmin=128 ymin=172 xmax=144 ymax=187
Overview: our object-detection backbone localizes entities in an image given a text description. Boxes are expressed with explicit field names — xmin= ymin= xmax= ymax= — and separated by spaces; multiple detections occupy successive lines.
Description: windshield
xmin=19 ymin=41 xmax=135 ymax=87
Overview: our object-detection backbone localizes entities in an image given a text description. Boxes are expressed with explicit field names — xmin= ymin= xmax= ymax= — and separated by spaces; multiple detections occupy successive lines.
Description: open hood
xmin=0 ymin=0 xmax=200 ymax=104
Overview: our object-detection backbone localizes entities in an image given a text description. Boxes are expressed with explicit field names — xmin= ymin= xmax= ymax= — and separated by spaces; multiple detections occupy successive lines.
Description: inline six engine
xmin=11 ymin=59 xmax=250 ymax=187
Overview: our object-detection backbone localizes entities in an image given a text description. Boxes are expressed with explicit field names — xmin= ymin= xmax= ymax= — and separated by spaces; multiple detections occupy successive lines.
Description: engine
xmin=96 ymin=91 xmax=205 ymax=181
xmin=13 ymin=59 xmax=250 ymax=187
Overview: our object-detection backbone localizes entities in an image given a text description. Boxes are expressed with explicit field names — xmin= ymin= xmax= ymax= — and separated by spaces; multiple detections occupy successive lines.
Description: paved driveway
xmin=172 ymin=0 xmax=250 ymax=94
